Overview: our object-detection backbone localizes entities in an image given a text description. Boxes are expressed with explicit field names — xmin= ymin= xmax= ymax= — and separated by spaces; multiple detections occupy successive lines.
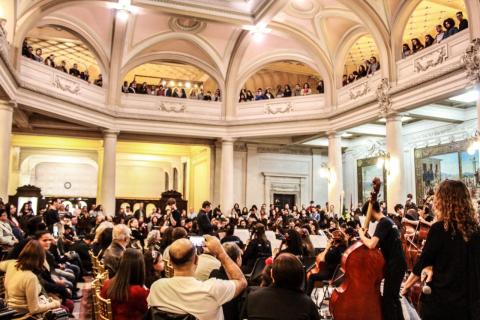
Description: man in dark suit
xmin=197 ymin=201 xmax=213 ymax=235
xmin=134 ymin=202 xmax=145 ymax=221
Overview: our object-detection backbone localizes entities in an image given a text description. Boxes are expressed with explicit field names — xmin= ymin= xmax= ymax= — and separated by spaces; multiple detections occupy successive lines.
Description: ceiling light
xmin=185 ymin=82 xmax=191 ymax=88
xmin=449 ymin=90 xmax=479 ymax=103
xmin=243 ymin=24 xmax=272 ymax=43
xmin=161 ymin=80 xmax=167 ymax=86
xmin=116 ymin=9 xmax=129 ymax=22
xmin=341 ymin=133 xmax=353 ymax=138
xmin=169 ymin=80 xmax=175 ymax=86
xmin=178 ymin=81 xmax=183 ymax=87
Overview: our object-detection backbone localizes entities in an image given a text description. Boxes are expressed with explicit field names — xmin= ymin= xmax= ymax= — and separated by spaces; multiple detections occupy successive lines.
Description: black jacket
xmin=196 ymin=210 xmax=213 ymax=235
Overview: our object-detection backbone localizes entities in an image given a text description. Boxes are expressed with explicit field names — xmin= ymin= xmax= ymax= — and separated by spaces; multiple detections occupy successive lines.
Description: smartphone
xmin=53 ymin=225 xmax=59 ymax=238
xmin=189 ymin=236 xmax=205 ymax=247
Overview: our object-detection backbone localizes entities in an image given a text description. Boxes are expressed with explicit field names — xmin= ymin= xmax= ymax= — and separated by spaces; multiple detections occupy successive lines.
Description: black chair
xmin=145 ymin=308 xmax=195 ymax=320
xmin=245 ymin=257 xmax=266 ymax=286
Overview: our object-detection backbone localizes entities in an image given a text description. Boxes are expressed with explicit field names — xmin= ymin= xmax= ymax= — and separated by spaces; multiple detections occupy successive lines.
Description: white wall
xmin=231 ymin=145 xmax=328 ymax=208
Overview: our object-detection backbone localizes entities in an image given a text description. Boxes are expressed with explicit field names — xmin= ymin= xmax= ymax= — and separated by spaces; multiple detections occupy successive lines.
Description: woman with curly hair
xmin=402 ymin=180 xmax=480 ymax=319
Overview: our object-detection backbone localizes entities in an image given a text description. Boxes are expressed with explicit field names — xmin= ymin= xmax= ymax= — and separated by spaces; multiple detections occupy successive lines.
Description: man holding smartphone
xmin=148 ymin=235 xmax=247 ymax=320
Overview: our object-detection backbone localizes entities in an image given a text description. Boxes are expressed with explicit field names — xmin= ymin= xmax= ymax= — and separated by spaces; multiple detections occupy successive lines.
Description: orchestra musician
xmin=306 ymin=230 xmax=346 ymax=295
xmin=358 ymin=200 xmax=407 ymax=320
xmin=401 ymin=180 xmax=480 ymax=320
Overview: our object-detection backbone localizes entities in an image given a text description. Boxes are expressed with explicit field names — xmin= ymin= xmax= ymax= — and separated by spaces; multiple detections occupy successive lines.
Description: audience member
xmin=101 ymin=248 xmax=149 ymax=320
xmin=103 ymin=224 xmax=130 ymax=277
xmin=242 ymin=223 xmax=272 ymax=273
xmin=245 ymin=253 xmax=319 ymax=320
xmin=147 ymin=236 xmax=247 ymax=319
xmin=456 ymin=11 xmax=468 ymax=31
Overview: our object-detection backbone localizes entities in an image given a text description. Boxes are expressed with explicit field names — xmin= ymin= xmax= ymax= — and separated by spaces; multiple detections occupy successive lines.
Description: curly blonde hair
xmin=433 ymin=180 xmax=480 ymax=241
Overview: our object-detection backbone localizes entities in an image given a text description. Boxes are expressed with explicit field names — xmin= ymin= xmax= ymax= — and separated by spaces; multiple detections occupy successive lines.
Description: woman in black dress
xmin=402 ymin=180 xmax=480 ymax=320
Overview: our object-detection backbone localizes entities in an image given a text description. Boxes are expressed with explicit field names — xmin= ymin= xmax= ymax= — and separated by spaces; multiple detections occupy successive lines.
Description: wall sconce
xmin=319 ymin=163 xmax=331 ymax=181
xmin=376 ymin=150 xmax=391 ymax=175
xmin=467 ymin=130 xmax=480 ymax=155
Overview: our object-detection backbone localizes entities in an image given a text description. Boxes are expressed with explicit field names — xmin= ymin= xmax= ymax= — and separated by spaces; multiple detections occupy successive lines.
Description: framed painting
xmin=357 ymin=157 xmax=387 ymax=204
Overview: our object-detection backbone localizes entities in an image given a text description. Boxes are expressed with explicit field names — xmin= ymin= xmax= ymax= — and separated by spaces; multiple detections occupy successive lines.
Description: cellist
xmin=358 ymin=200 xmax=407 ymax=320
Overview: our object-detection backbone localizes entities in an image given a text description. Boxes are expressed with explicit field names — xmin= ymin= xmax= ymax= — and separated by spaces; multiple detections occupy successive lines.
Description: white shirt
xmin=194 ymin=254 xmax=221 ymax=281
xmin=147 ymin=276 xmax=236 ymax=320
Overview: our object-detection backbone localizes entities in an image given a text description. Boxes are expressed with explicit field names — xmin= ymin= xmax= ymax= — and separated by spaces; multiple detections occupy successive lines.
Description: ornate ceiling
xmin=8 ymin=0 xmax=474 ymax=93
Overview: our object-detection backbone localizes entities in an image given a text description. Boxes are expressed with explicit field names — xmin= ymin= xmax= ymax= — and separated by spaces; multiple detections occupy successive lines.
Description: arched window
xmin=165 ymin=172 xmax=169 ymax=191
xmin=343 ymin=35 xmax=379 ymax=86
xmin=173 ymin=168 xmax=178 ymax=191
xmin=240 ymin=60 xmax=323 ymax=100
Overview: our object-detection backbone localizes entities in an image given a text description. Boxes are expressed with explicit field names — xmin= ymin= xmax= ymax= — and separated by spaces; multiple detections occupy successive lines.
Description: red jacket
xmin=101 ymin=279 xmax=149 ymax=320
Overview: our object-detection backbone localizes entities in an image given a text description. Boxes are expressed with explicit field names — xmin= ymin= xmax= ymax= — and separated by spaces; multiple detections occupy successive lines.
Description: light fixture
xmin=449 ymin=89 xmax=479 ymax=103
xmin=319 ymin=163 xmax=331 ymax=181
xmin=110 ymin=0 xmax=137 ymax=21
xmin=376 ymin=150 xmax=391 ymax=175
xmin=243 ymin=24 xmax=272 ymax=43
xmin=169 ymin=80 xmax=175 ymax=87
xmin=341 ymin=132 xmax=353 ymax=138
xmin=116 ymin=9 xmax=129 ymax=22
xmin=161 ymin=80 xmax=167 ymax=86
xmin=177 ymin=81 xmax=183 ymax=87
xmin=467 ymin=130 xmax=480 ymax=155
xmin=185 ymin=82 xmax=192 ymax=88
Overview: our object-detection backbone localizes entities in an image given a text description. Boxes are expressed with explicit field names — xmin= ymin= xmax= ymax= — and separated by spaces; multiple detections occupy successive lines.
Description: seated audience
xmin=411 ymin=38 xmax=424 ymax=53
xmin=424 ymin=34 xmax=435 ymax=47
xmin=69 ymin=63 xmax=80 ymax=77
xmin=278 ymin=229 xmax=304 ymax=257
xmin=301 ymin=83 xmax=311 ymax=96
xmin=0 ymin=208 xmax=18 ymax=249
xmin=194 ymin=246 xmax=221 ymax=281
xmin=103 ymin=224 xmax=130 ymax=277
xmin=0 ymin=241 xmax=61 ymax=315
xmin=245 ymin=253 xmax=319 ymax=320
xmin=293 ymin=84 xmax=301 ymax=96
xmin=147 ymin=236 xmax=247 ymax=320
xmin=242 ymin=223 xmax=272 ymax=273
xmin=101 ymin=248 xmax=149 ymax=320
xmin=283 ymin=85 xmax=292 ymax=97
xmin=209 ymin=242 xmax=244 ymax=320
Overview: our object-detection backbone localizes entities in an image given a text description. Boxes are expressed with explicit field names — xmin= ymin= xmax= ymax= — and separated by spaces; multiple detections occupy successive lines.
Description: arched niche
xmin=164 ymin=172 xmax=170 ymax=191
xmin=122 ymin=60 xmax=221 ymax=98
xmin=239 ymin=60 xmax=324 ymax=97
xmin=342 ymin=34 xmax=380 ymax=82
xmin=401 ymin=0 xmax=468 ymax=52
xmin=173 ymin=168 xmax=178 ymax=191
xmin=22 ymin=25 xmax=104 ymax=83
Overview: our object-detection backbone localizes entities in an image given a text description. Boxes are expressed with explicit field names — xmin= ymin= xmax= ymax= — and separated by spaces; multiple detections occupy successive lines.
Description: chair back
xmin=145 ymin=308 xmax=195 ymax=320
xmin=96 ymin=291 xmax=112 ymax=320
xmin=164 ymin=260 xmax=174 ymax=278
xmin=0 ymin=274 xmax=5 ymax=299
xmin=97 ymin=271 xmax=109 ymax=286
xmin=246 ymin=257 xmax=266 ymax=285
xmin=91 ymin=278 xmax=101 ymax=320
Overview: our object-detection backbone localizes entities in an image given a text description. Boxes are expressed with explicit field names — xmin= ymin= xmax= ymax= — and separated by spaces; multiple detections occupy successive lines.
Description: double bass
xmin=330 ymin=177 xmax=385 ymax=320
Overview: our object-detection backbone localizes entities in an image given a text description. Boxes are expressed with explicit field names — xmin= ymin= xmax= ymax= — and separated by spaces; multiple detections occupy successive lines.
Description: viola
xmin=330 ymin=177 xmax=385 ymax=320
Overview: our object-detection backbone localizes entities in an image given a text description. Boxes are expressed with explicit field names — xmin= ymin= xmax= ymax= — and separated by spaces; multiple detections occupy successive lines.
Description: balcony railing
xmin=337 ymin=72 xmax=382 ymax=109
xmin=19 ymin=57 xmax=106 ymax=108
xmin=119 ymin=93 xmax=223 ymax=121
xmin=396 ymin=31 xmax=469 ymax=86
xmin=236 ymin=94 xmax=327 ymax=121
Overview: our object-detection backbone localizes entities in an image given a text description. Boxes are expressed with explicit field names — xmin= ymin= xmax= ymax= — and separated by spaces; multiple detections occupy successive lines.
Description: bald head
xmin=170 ymin=238 xmax=196 ymax=269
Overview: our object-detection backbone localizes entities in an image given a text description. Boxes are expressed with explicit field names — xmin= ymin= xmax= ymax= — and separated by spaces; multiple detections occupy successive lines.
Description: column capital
xmin=385 ymin=112 xmax=402 ymax=122
xmin=246 ymin=143 xmax=258 ymax=151
xmin=102 ymin=129 xmax=119 ymax=138
xmin=327 ymin=131 xmax=342 ymax=139
xmin=0 ymin=100 xmax=16 ymax=112
xmin=219 ymin=137 xmax=236 ymax=144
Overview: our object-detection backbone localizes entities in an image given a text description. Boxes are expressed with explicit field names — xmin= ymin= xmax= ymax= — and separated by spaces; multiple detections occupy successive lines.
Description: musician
xmin=358 ymin=201 xmax=407 ymax=320
xmin=401 ymin=180 xmax=480 ymax=320
xmin=242 ymin=223 xmax=272 ymax=273
xmin=306 ymin=230 xmax=346 ymax=295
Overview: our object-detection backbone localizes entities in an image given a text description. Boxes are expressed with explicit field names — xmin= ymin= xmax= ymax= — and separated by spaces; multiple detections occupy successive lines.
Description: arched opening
xmin=173 ymin=168 xmax=178 ymax=191
xmin=122 ymin=61 xmax=221 ymax=101
xmin=401 ymin=0 xmax=468 ymax=58
xmin=342 ymin=34 xmax=380 ymax=86
xmin=22 ymin=25 xmax=103 ymax=86
xmin=239 ymin=60 xmax=323 ymax=101
xmin=164 ymin=172 xmax=170 ymax=191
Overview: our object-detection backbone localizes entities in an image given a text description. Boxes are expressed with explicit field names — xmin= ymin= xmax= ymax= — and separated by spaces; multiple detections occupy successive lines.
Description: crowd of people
xmin=402 ymin=12 xmax=468 ymax=59
xmin=0 ymin=178 xmax=479 ymax=320
xmin=121 ymin=80 xmax=222 ymax=102
xmin=21 ymin=38 xmax=103 ymax=87
xmin=342 ymin=56 xmax=380 ymax=87
xmin=239 ymin=81 xmax=324 ymax=102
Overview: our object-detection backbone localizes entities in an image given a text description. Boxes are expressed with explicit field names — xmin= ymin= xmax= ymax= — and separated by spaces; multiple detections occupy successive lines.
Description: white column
xmin=328 ymin=133 xmax=343 ymax=213
xmin=220 ymin=138 xmax=235 ymax=214
xmin=245 ymin=144 xmax=259 ymax=207
xmin=0 ymin=100 xmax=13 ymax=201
xmin=386 ymin=114 xmax=405 ymax=213
xmin=101 ymin=130 xmax=118 ymax=216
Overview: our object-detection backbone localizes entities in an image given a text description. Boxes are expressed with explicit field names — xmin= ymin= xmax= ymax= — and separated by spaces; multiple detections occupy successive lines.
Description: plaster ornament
xmin=53 ymin=76 xmax=81 ymax=95
xmin=349 ymin=81 xmax=370 ymax=100
xmin=463 ymin=38 xmax=480 ymax=87
xmin=159 ymin=102 xmax=186 ymax=113
xmin=414 ymin=46 xmax=447 ymax=72
xmin=376 ymin=78 xmax=392 ymax=117
xmin=0 ymin=18 xmax=9 ymax=61
xmin=264 ymin=102 xmax=294 ymax=114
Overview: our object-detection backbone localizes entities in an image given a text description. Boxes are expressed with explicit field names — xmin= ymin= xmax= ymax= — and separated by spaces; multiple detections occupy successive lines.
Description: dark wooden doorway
xmin=273 ymin=194 xmax=296 ymax=209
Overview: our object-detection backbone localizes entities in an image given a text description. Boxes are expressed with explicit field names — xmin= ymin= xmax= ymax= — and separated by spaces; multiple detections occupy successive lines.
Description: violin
xmin=330 ymin=177 xmax=385 ymax=320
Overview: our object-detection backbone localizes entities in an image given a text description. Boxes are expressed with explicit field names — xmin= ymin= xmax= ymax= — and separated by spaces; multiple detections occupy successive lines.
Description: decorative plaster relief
xmin=264 ymin=102 xmax=293 ymax=114
xmin=376 ymin=78 xmax=392 ymax=116
xmin=463 ymin=38 xmax=480 ymax=86
xmin=158 ymin=102 xmax=186 ymax=113
xmin=349 ymin=81 xmax=370 ymax=100
xmin=52 ymin=75 xmax=81 ymax=95
xmin=168 ymin=17 xmax=206 ymax=33
xmin=0 ymin=19 xmax=9 ymax=61
xmin=414 ymin=46 xmax=447 ymax=72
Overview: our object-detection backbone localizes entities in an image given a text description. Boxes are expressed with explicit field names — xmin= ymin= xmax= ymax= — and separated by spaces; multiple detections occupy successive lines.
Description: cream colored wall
xmin=189 ymin=147 xmax=211 ymax=211
xmin=115 ymin=159 xmax=168 ymax=199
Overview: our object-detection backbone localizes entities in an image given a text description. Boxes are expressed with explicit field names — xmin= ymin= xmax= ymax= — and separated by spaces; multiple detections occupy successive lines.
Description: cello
xmin=330 ymin=177 xmax=385 ymax=320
